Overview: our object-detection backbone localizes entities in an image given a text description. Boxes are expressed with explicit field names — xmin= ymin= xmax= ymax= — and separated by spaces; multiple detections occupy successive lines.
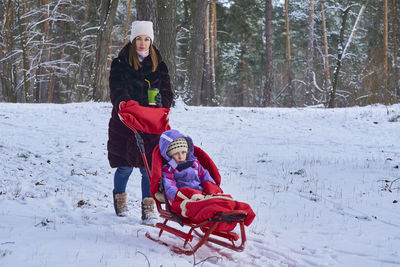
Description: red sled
xmin=118 ymin=100 xmax=250 ymax=255
xmin=148 ymin=144 xmax=248 ymax=255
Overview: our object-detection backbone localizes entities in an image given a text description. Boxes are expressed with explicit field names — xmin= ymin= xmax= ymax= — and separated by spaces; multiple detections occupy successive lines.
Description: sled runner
xmin=118 ymin=100 xmax=253 ymax=255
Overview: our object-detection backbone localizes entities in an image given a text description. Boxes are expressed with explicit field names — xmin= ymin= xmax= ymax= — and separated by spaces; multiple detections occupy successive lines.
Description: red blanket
xmin=118 ymin=100 xmax=171 ymax=134
xmin=171 ymin=187 xmax=256 ymax=232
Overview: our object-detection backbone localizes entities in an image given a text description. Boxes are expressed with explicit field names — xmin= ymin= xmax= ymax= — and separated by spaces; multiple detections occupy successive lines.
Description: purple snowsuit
xmin=159 ymin=129 xmax=218 ymax=203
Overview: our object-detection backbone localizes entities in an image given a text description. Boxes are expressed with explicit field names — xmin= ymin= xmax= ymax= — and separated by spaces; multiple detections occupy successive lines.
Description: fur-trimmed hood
xmin=159 ymin=129 xmax=196 ymax=169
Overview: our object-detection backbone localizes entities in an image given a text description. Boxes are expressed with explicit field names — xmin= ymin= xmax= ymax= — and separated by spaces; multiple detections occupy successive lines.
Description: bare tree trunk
xmin=123 ymin=0 xmax=133 ymax=45
xmin=284 ymin=0 xmax=294 ymax=106
xmin=263 ymin=0 xmax=273 ymax=106
xmin=188 ymin=0 xmax=207 ymax=105
xmin=244 ymin=54 xmax=249 ymax=106
xmin=21 ymin=0 xmax=31 ymax=102
xmin=202 ymin=2 xmax=211 ymax=105
xmin=305 ymin=0 xmax=314 ymax=106
xmin=2 ymin=0 xmax=12 ymax=50
xmin=1 ymin=0 xmax=14 ymax=102
xmin=252 ymin=74 xmax=256 ymax=106
xmin=383 ymin=0 xmax=389 ymax=104
xmin=92 ymin=0 xmax=119 ymax=101
xmin=329 ymin=4 xmax=366 ymax=108
xmin=136 ymin=0 xmax=158 ymax=46
xmin=391 ymin=0 xmax=399 ymax=100
xmin=240 ymin=50 xmax=245 ymax=106
xmin=157 ymin=0 xmax=177 ymax=92
xmin=329 ymin=7 xmax=350 ymax=108
xmin=210 ymin=0 xmax=217 ymax=99
xmin=320 ymin=2 xmax=330 ymax=105
xmin=35 ymin=0 xmax=52 ymax=103
xmin=71 ymin=0 xmax=90 ymax=102
xmin=48 ymin=3 xmax=67 ymax=103
xmin=259 ymin=74 xmax=264 ymax=106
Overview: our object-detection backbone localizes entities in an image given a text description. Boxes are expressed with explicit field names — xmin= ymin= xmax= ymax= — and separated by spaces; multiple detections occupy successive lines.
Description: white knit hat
xmin=130 ymin=21 xmax=154 ymax=42
xmin=167 ymin=138 xmax=188 ymax=157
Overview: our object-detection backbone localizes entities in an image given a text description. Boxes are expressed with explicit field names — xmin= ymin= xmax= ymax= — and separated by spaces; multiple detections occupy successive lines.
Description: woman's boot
xmin=113 ymin=191 xmax=128 ymax=217
xmin=141 ymin=197 xmax=157 ymax=225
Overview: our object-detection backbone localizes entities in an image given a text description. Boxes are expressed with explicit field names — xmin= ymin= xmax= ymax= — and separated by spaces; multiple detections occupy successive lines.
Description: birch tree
xmin=328 ymin=3 xmax=367 ymax=108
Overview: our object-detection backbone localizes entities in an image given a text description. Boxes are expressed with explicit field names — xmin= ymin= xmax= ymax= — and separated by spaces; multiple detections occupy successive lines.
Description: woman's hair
xmin=129 ymin=39 xmax=158 ymax=72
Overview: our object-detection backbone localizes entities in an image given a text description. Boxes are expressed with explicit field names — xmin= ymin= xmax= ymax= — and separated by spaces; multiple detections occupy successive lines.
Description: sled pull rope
xmin=123 ymin=121 xmax=151 ymax=180
xmin=134 ymin=132 xmax=145 ymax=153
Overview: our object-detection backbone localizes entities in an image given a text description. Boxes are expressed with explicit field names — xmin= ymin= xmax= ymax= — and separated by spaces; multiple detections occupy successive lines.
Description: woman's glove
xmin=155 ymin=93 xmax=162 ymax=107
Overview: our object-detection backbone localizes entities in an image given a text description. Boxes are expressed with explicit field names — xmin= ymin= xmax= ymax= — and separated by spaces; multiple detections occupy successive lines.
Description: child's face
xmin=172 ymin=151 xmax=187 ymax=164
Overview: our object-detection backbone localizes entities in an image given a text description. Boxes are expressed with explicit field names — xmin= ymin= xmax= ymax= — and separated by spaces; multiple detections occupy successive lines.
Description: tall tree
xmin=35 ymin=0 xmax=53 ymax=103
xmin=305 ymin=0 xmax=315 ymax=106
xmin=188 ymin=0 xmax=207 ymax=105
xmin=329 ymin=3 xmax=367 ymax=108
xmin=20 ymin=0 xmax=31 ymax=102
xmin=1 ymin=0 xmax=14 ymax=101
xmin=391 ymin=0 xmax=399 ymax=100
xmin=284 ymin=0 xmax=294 ymax=106
xmin=263 ymin=0 xmax=273 ymax=106
xmin=202 ymin=2 xmax=211 ymax=105
xmin=320 ymin=1 xmax=330 ymax=105
xmin=136 ymin=0 xmax=158 ymax=46
xmin=210 ymin=0 xmax=218 ymax=101
xmin=157 ymin=0 xmax=177 ymax=93
xmin=92 ymin=0 xmax=119 ymax=101
xmin=71 ymin=0 xmax=93 ymax=102
xmin=123 ymin=0 xmax=134 ymax=45
xmin=383 ymin=0 xmax=389 ymax=104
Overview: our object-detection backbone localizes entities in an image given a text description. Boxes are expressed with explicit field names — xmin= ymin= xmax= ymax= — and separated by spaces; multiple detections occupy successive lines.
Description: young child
xmin=159 ymin=129 xmax=255 ymax=229
xmin=159 ymin=129 xmax=222 ymax=204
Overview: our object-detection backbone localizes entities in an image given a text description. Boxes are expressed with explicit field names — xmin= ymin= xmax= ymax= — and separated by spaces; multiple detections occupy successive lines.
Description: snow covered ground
xmin=1 ymin=100 xmax=400 ymax=267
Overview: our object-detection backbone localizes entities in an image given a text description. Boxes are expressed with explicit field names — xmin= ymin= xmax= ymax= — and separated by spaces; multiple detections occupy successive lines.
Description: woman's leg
xmin=139 ymin=167 xmax=151 ymax=200
xmin=114 ymin=167 xmax=133 ymax=194
xmin=139 ymin=167 xmax=156 ymax=224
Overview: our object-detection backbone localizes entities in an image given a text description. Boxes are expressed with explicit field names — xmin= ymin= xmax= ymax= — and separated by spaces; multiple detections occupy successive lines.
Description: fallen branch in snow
xmin=194 ymin=255 xmax=223 ymax=266
xmin=379 ymin=177 xmax=400 ymax=192
xmin=389 ymin=177 xmax=400 ymax=191
xmin=135 ymin=250 xmax=150 ymax=267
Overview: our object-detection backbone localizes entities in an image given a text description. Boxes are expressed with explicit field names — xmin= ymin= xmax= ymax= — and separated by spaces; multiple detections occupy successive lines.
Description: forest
xmin=0 ymin=0 xmax=399 ymax=107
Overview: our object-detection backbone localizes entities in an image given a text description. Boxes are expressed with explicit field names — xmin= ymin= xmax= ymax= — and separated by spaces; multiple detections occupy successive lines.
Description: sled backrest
xmin=150 ymin=144 xmax=221 ymax=200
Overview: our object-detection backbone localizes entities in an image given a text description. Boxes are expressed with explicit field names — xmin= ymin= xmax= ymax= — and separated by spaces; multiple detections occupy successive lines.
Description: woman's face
xmin=135 ymin=35 xmax=151 ymax=51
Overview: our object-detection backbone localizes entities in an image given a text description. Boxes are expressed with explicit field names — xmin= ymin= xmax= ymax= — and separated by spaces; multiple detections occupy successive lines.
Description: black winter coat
xmin=107 ymin=43 xmax=173 ymax=168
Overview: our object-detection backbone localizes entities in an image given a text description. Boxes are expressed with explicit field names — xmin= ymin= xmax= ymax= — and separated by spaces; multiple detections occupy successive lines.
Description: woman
xmin=107 ymin=21 xmax=173 ymax=224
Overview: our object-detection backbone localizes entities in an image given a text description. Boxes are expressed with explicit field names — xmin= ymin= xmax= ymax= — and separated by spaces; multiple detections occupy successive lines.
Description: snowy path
xmin=1 ymin=102 xmax=400 ymax=266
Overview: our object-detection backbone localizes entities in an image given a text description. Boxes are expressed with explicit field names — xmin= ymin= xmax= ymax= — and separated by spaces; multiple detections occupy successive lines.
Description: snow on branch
xmin=342 ymin=4 xmax=367 ymax=60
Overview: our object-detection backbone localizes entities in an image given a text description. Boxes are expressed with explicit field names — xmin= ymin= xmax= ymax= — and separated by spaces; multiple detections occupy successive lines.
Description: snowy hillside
xmin=1 ymin=101 xmax=400 ymax=267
